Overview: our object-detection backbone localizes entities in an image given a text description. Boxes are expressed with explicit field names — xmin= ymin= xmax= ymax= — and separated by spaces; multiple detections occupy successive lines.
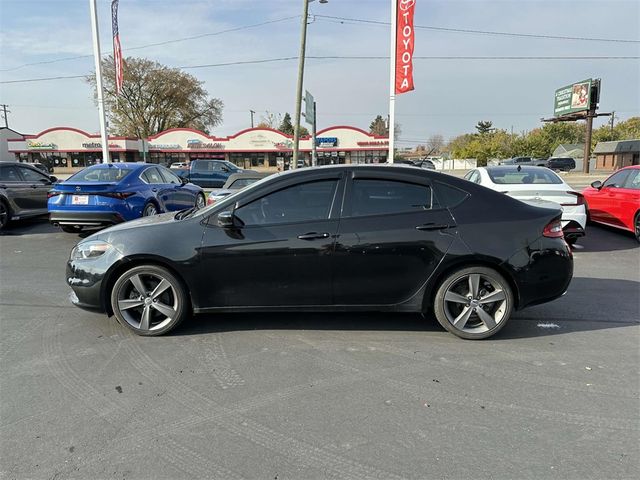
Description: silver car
xmin=0 ymin=162 xmax=58 ymax=230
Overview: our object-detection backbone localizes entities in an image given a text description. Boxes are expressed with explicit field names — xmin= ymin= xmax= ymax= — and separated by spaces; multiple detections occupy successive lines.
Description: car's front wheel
xmin=432 ymin=266 xmax=513 ymax=339
xmin=634 ymin=212 xmax=639 ymax=243
xmin=110 ymin=265 xmax=188 ymax=336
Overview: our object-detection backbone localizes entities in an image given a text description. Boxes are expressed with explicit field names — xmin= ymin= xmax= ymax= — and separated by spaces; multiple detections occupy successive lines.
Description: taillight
xmin=543 ymin=219 xmax=564 ymax=238
xmin=47 ymin=192 xmax=61 ymax=198
xmin=561 ymin=191 xmax=585 ymax=206
xmin=99 ymin=192 xmax=135 ymax=200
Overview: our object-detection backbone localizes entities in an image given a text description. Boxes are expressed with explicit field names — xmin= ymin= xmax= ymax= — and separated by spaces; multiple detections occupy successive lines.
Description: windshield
xmin=68 ymin=166 xmax=134 ymax=183
xmin=487 ymin=168 xmax=562 ymax=185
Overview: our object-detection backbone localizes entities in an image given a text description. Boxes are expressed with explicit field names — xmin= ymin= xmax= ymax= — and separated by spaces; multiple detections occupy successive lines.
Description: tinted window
xmin=487 ymin=168 xmax=562 ymax=184
xmin=159 ymin=167 xmax=181 ymax=185
xmin=433 ymin=182 xmax=469 ymax=208
xmin=350 ymin=179 xmax=432 ymax=217
xmin=70 ymin=167 xmax=133 ymax=182
xmin=142 ymin=167 xmax=165 ymax=184
xmin=192 ymin=161 xmax=216 ymax=172
xmin=0 ymin=165 xmax=22 ymax=182
xmin=623 ymin=169 xmax=640 ymax=190
xmin=604 ymin=170 xmax=631 ymax=188
xmin=235 ymin=180 xmax=338 ymax=226
xmin=18 ymin=166 xmax=49 ymax=182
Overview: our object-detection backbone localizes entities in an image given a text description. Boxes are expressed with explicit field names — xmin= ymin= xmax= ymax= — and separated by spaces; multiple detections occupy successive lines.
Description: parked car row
xmin=499 ymin=156 xmax=576 ymax=171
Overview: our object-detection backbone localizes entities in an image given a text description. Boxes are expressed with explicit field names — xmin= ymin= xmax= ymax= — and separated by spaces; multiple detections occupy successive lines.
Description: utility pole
xmin=291 ymin=0 xmax=310 ymax=170
xmin=0 ymin=104 xmax=9 ymax=128
xmin=250 ymin=110 xmax=255 ymax=128
xmin=388 ymin=0 xmax=397 ymax=163
xmin=89 ymin=0 xmax=110 ymax=163
xmin=610 ymin=111 xmax=615 ymax=134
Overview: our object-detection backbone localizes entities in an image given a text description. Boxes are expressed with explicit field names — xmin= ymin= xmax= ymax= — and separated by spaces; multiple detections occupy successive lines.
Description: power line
xmin=314 ymin=14 xmax=640 ymax=44
xmin=2 ymin=55 xmax=638 ymax=84
xmin=0 ymin=16 xmax=299 ymax=73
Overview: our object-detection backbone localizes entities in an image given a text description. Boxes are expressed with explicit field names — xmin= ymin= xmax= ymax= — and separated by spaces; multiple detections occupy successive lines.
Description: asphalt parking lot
xmin=1 ymin=216 xmax=639 ymax=479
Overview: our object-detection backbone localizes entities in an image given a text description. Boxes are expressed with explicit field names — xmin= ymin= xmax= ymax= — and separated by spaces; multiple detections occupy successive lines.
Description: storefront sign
xmin=316 ymin=137 xmax=338 ymax=148
xmin=357 ymin=141 xmax=389 ymax=147
xmin=395 ymin=0 xmax=416 ymax=94
xmin=27 ymin=141 xmax=57 ymax=150
xmin=248 ymin=134 xmax=270 ymax=147
xmin=81 ymin=142 xmax=120 ymax=149
xmin=187 ymin=139 xmax=225 ymax=149
xmin=274 ymin=140 xmax=294 ymax=150
xmin=149 ymin=143 xmax=181 ymax=150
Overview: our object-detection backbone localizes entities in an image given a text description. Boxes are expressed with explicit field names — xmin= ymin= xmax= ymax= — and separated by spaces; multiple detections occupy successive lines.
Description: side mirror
xmin=217 ymin=210 xmax=235 ymax=228
xmin=180 ymin=177 xmax=188 ymax=185
xmin=221 ymin=166 xmax=230 ymax=173
xmin=591 ymin=180 xmax=603 ymax=190
xmin=49 ymin=175 xmax=58 ymax=183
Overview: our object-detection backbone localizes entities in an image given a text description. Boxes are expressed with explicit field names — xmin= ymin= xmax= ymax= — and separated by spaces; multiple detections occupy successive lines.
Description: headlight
xmin=70 ymin=240 xmax=111 ymax=260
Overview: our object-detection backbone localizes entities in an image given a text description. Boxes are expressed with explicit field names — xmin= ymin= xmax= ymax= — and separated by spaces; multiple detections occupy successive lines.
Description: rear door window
xmin=0 ymin=165 xmax=23 ymax=182
xmin=142 ymin=167 xmax=165 ymax=184
xmin=348 ymin=179 xmax=432 ymax=217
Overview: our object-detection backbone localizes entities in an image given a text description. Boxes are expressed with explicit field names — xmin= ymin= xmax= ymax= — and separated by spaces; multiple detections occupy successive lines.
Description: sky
xmin=0 ymin=0 xmax=639 ymax=148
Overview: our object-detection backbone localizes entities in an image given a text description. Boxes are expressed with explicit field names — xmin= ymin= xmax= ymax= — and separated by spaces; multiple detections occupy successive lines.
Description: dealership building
xmin=6 ymin=126 xmax=390 ymax=172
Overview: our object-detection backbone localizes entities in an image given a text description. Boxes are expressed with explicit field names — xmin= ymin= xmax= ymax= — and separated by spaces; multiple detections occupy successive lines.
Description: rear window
xmin=487 ymin=168 xmax=562 ymax=185
xmin=229 ymin=178 xmax=259 ymax=189
xmin=69 ymin=167 xmax=133 ymax=182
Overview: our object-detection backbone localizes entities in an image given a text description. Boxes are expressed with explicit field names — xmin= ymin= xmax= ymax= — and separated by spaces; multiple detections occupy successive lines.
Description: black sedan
xmin=66 ymin=165 xmax=573 ymax=339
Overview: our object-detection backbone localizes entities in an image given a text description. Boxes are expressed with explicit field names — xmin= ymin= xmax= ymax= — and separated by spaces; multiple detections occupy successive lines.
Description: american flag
xmin=111 ymin=0 xmax=124 ymax=94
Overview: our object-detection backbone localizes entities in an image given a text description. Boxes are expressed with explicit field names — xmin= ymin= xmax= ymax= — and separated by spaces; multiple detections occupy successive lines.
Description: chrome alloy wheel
xmin=442 ymin=272 xmax=509 ymax=334
xmin=114 ymin=270 xmax=180 ymax=332
xmin=143 ymin=203 xmax=158 ymax=216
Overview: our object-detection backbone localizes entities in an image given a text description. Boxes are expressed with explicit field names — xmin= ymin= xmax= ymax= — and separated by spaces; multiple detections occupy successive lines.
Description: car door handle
xmin=416 ymin=223 xmax=453 ymax=231
xmin=297 ymin=232 xmax=331 ymax=240
xmin=152 ymin=188 xmax=158 ymax=192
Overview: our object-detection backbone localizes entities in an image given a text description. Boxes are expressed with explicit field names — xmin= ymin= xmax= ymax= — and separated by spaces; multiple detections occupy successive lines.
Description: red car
xmin=582 ymin=165 xmax=640 ymax=242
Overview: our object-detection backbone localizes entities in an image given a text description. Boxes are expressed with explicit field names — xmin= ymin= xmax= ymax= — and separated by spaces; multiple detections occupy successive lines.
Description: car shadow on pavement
xmin=574 ymin=224 xmax=638 ymax=252
xmin=171 ymin=277 xmax=639 ymax=340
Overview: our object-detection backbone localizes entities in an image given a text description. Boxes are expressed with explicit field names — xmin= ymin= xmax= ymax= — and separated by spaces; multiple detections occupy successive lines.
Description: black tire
xmin=0 ymin=199 xmax=9 ymax=230
xmin=195 ymin=193 xmax=205 ymax=210
xmin=432 ymin=266 xmax=513 ymax=340
xmin=143 ymin=202 xmax=158 ymax=217
xmin=60 ymin=225 xmax=83 ymax=234
xmin=110 ymin=264 xmax=188 ymax=336
xmin=634 ymin=212 xmax=640 ymax=243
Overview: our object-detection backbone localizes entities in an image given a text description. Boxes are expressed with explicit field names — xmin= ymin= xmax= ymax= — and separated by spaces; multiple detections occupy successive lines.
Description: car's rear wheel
xmin=433 ymin=266 xmax=513 ymax=339
xmin=111 ymin=265 xmax=187 ymax=336
xmin=634 ymin=212 xmax=639 ymax=243
xmin=143 ymin=202 xmax=158 ymax=217
xmin=195 ymin=193 xmax=205 ymax=209
xmin=0 ymin=200 xmax=9 ymax=230
xmin=60 ymin=225 xmax=83 ymax=234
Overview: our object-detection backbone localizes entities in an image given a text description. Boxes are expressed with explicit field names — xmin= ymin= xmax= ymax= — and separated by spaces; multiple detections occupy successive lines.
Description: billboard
xmin=554 ymin=79 xmax=592 ymax=116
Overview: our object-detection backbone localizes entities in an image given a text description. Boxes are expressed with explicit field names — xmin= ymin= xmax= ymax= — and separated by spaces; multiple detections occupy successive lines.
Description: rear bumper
xmin=50 ymin=211 xmax=125 ymax=227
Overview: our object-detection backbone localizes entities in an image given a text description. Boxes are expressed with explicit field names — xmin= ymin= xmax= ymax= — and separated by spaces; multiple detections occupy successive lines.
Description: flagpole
xmin=388 ymin=0 xmax=397 ymax=163
xmin=89 ymin=0 xmax=110 ymax=164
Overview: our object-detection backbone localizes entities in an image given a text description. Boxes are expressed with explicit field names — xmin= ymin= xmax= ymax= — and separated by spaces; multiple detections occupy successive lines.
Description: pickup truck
xmin=499 ymin=157 xmax=547 ymax=167
xmin=176 ymin=159 xmax=248 ymax=188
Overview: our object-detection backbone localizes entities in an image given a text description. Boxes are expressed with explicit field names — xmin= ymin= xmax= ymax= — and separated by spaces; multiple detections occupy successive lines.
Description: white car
xmin=170 ymin=162 xmax=188 ymax=169
xmin=464 ymin=166 xmax=586 ymax=244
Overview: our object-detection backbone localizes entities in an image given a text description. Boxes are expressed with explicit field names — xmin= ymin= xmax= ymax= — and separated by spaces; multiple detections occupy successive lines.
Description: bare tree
xmin=425 ymin=134 xmax=444 ymax=156
xmin=87 ymin=56 xmax=223 ymax=137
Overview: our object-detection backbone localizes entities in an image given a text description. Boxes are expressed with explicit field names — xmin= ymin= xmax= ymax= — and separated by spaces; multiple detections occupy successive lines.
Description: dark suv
xmin=0 ymin=162 xmax=58 ymax=230
xmin=546 ymin=157 xmax=576 ymax=172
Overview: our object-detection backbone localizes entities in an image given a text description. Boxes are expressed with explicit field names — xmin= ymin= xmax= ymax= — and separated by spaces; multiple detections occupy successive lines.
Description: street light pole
xmin=291 ymin=0 xmax=311 ymax=170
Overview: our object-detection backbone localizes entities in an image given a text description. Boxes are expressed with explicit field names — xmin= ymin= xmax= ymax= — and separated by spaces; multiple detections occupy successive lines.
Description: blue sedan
xmin=48 ymin=163 xmax=205 ymax=233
